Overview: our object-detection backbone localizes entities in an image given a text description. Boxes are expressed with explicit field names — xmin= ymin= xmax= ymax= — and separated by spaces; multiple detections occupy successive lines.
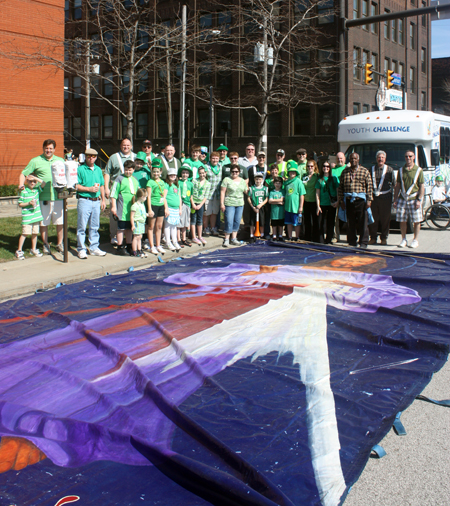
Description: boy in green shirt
xmin=247 ymin=173 xmax=268 ymax=243
xmin=177 ymin=164 xmax=194 ymax=247
xmin=269 ymin=177 xmax=285 ymax=241
xmin=16 ymin=175 xmax=46 ymax=259
xmin=284 ymin=164 xmax=306 ymax=241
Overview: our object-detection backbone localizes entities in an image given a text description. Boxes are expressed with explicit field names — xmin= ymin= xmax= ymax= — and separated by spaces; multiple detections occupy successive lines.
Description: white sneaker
xmin=409 ymin=239 xmax=419 ymax=249
xmin=78 ymin=250 xmax=88 ymax=259
xmin=111 ymin=237 xmax=118 ymax=245
xmin=90 ymin=248 xmax=107 ymax=256
xmin=173 ymin=242 xmax=181 ymax=250
xmin=30 ymin=249 xmax=43 ymax=257
xmin=157 ymin=246 xmax=165 ymax=254
xmin=150 ymin=247 xmax=158 ymax=255
xmin=398 ymin=238 xmax=408 ymax=248
xmin=222 ymin=239 xmax=229 ymax=248
xmin=142 ymin=239 xmax=150 ymax=250
xmin=15 ymin=250 xmax=25 ymax=260
xmin=166 ymin=242 xmax=176 ymax=251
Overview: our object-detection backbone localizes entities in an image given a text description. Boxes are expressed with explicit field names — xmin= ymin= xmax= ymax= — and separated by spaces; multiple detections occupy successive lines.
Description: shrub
xmin=0 ymin=185 xmax=19 ymax=197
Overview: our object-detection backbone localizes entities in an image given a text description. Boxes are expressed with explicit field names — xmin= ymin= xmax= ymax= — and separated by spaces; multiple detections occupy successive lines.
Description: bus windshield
xmin=344 ymin=143 xmax=415 ymax=170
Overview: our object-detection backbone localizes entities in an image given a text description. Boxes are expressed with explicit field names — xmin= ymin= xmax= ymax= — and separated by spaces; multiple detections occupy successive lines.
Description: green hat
xmin=436 ymin=175 xmax=444 ymax=182
xmin=287 ymin=160 xmax=299 ymax=173
xmin=151 ymin=158 xmax=163 ymax=169
xmin=178 ymin=163 xmax=193 ymax=177
xmin=217 ymin=144 xmax=228 ymax=151
xmin=135 ymin=151 xmax=148 ymax=165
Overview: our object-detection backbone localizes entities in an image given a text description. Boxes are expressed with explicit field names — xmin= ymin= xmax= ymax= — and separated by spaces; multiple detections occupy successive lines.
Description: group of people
xmin=15 ymin=136 xmax=438 ymax=260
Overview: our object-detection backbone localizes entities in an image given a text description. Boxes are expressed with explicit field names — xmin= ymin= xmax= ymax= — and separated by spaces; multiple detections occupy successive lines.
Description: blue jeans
xmin=77 ymin=198 xmax=101 ymax=252
xmin=224 ymin=205 xmax=243 ymax=234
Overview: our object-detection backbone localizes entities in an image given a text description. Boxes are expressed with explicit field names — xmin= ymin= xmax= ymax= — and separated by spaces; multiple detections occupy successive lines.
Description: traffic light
xmin=387 ymin=69 xmax=394 ymax=89
xmin=364 ymin=63 xmax=373 ymax=85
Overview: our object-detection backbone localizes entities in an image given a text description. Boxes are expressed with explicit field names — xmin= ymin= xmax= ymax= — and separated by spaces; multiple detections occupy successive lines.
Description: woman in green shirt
xmin=302 ymin=160 xmax=320 ymax=243
xmin=220 ymin=165 xmax=248 ymax=247
xmin=316 ymin=162 xmax=339 ymax=244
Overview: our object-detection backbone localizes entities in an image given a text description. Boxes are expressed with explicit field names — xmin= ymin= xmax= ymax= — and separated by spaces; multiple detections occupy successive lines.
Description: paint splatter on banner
xmin=0 ymin=243 xmax=449 ymax=506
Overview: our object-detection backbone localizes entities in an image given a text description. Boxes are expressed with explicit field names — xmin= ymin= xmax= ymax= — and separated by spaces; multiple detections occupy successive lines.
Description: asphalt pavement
xmin=1 ymin=197 xmax=449 ymax=505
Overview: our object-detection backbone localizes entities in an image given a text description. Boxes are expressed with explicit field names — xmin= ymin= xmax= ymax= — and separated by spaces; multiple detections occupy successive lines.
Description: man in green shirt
xmin=217 ymin=144 xmax=230 ymax=167
xmin=19 ymin=139 xmax=65 ymax=255
xmin=76 ymin=148 xmax=107 ymax=259
xmin=296 ymin=148 xmax=308 ymax=179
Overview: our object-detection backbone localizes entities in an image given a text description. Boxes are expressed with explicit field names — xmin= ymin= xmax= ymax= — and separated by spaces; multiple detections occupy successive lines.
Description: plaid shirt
xmin=338 ymin=165 xmax=373 ymax=202
xmin=205 ymin=165 xmax=222 ymax=199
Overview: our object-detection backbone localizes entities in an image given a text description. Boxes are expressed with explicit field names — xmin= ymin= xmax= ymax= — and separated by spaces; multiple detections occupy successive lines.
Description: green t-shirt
xmin=184 ymin=158 xmax=204 ymax=180
xmin=19 ymin=187 xmax=43 ymax=225
xmin=22 ymin=154 xmax=65 ymax=201
xmin=315 ymin=176 xmax=338 ymax=207
xmin=303 ymin=173 xmax=320 ymax=202
xmin=269 ymin=190 xmax=285 ymax=220
xmin=401 ymin=165 xmax=425 ymax=200
xmin=248 ymin=185 xmax=268 ymax=207
xmin=77 ymin=163 xmax=104 ymax=198
xmin=192 ymin=178 xmax=211 ymax=204
xmin=133 ymin=167 xmax=152 ymax=189
xmin=110 ymin=175 xmax=139 ymax=221
xmin=166 ymin=183 xmax=181 ymax=209
xmin=147 ymin=178 xmax=167 ymax=206
xmin=332 ymin=164 xmax=347 ymax=183
xmin=221 ymin=177 xmax=248 ymax=207
xmin=298 ymin=162 xmax=307 ymax=180
xmin=284 ymin=178 xmax=306 ymax=213
xmin=179 ymin=179 xmax=193 ymax=206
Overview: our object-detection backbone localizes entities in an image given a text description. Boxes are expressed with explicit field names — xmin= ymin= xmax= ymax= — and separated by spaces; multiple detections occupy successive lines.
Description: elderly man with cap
xmin=217 ymin=144 xmax=230 ymax=167
xmin=76 ymin=148 xmax=106 ymax=259
xmin=19 ymin=139 xmax=65 ymax=255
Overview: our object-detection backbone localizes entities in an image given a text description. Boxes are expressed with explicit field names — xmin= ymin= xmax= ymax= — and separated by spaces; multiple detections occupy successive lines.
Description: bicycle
xmin=424 ymin=199 xmax=450 ymax=229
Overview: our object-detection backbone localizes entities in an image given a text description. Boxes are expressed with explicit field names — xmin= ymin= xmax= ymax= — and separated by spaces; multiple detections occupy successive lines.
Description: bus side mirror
xmin=430 ymin=149 xmax=440 ymax=167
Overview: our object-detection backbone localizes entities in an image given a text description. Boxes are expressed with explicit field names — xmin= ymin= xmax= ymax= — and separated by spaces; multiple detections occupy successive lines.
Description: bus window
xmin=417 ymin=145 xmax=427 ymax=168
xmin=441 ymin=127 xmax=450 ymax=163
xmin=344 ymin=143 xmax=415 ymax=169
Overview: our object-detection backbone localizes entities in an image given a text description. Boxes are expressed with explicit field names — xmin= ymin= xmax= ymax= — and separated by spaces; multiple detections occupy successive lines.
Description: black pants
xmin=368 ymin=196 xmax=392 ymax=241
xmin=346 ymin=198 xmax=369 ymax=247
xmin=319 ymin=205 xmax=337 ymax=244
xmin=303 ymin=201 xmax=320 ymax=243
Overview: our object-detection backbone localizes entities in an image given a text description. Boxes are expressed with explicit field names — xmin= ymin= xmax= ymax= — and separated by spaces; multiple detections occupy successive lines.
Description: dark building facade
xmin=63 ymin=0 xmax=431 ymax=163
xmin=432 ymin=56 xmax=450 ymax=115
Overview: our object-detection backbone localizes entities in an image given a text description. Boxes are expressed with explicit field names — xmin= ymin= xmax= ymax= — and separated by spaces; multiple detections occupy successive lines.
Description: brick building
xmin=432 ymin=56 xmax=450 ymax=115
xmin=63 ymin=0 xmax=431 ymax=163
xmin=0 ymin=0 xmax=65 ymax=186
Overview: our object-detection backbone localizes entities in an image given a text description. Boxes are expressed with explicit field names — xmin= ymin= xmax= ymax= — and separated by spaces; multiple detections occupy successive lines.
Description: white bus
xmin=338 ymin=110 xmax=450 ymax=207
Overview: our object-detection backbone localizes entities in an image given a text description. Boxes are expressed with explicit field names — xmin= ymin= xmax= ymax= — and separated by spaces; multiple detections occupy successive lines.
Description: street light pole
xmin=85 ymin=41 xmax=91 ymax=150
xmin=261 ymin=16 xmax=268 ymax=154
xmin=180 ymin=4 xmax=186 ymax=155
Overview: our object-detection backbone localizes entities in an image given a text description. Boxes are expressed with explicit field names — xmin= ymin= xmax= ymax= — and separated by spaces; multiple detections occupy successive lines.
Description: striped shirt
xmin=19 ymin=187 xmax=43 ymax=225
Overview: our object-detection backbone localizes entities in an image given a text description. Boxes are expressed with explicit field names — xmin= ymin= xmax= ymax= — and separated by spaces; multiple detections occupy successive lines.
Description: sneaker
xmin=139 ymin=249 xmax=148 ymax=258
xmin=15 ymin=250 xmax=25 ymax=260
xmin=150 ymin=247 xmax=158 ymax=255
xmin=55 ymin=243 xmax=64 ymax=253
xmin=173 ymin=242 xmax=182 ymax=251
xmin=222 ymin=239 xmax=229 ymax=248
xmin=192 ymin=238 xmax=202 ymax=245
xmin=211 ymin=228 xmax=219 ymax=236
xmin=30 ymin=249 xmax=43 ymax=257
xmin=166 ymin=243 xmax=176 ymax=251
xmin=199 ymin=237 xmax=207 ymax=246
xmin=142 ymin=239 xmax=150 ymax=250
xmin=409 ymin=239 xmax=419 ymax=249
xmin=110 ymin=237 xmax=118 ymax=245
xmin=230 ymin=238 xmax=240 ymax=246
xmin=78 ymin=249 xmax=88 ymax=259
xmin=157 ymin=246 xmax=165 ymax=254
xmin=398 ymin=238 xmax=408 ymax=248
xmin=43 ymin=243 xmax=52 ymax=255
xmin=90 ymin=248 xmax=107 ymax=256
xmin=204 ymin=227 xmax=211 ymax=235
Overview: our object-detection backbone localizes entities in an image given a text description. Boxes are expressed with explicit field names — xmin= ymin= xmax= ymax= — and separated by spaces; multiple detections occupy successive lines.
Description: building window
xmin=410 ymin=67 xmax=416 ymax=94
xmin=92 ymin=77 xmax=100 ymax=98
xmin=362 ymin=0 xmax=369 ymax=30
xmin=410 ymin=23 xmax=416 ymax=50
xmin=218 ymin=11 xmax=232 ymax=34
xmin=295 ymin=0 xmax=311 ymax=26
xmin=197 ymin=109 xmax=209 ymax=137
xmin=371 ymin=53 xmax=379 ymax=84
xmin=392 ymin=60 xmax=398 ymax=73
xmin=363 ymin=104 xmax=370 ymax=113
xmin=103 ymin=115 xmax=113 ymax=139
xmin=74 ymin=0 xmax=82 ymax=19
xmin=243 ymin=55 xmax=257 ymax=85
xmin=242 ymin=109 xmax=259 ymax=137
xmin=158 ymin=69 xmax=168 ymax=90
xmin=157 ymin=111 xmax=168 ymax=138
xmin=137 ymin=113 xmax=148 ymax=139
xmin=318 ymin=48 xmax=334 ymax=77
xmin=122 ymin=71 xmax=130 ymax=95
xmin=316 ymin=106 xmax=335 ymax=135
xmin=384 ymin=10 xmax=390 ymax=39
xmin=353 ymin=47 xmax=361 ymax=80
xmin=391 ymin=19 xmax=397 ymax=42
xmin=353 ymin=0 xmax=360 ymax=19
xmin=64 ymin=117 xmax=69 ymax=138
xmin=198 ymin=62 xmax=213 ymax=87
xmin=268 ymin=110 xmax=281 ymax=136
xmin=73 ymin=76 xmax=82 ymax=99
xmin=217 ymin=70 xmax=231 ymax=87
xmin=90 ymin=116 xmax=99 ymax=139
xmin=421 ymin=48 xmax=426 ymax=73
xmin=293 ymin=105 xmax=311 ymax=135
xmin=362 ymin=49 xmax=370 ymax=71
xmin=422 ymin=1 xmax=427 ymax=26
xmin=421 ymin=92 xmax=426 ymax=111
xmin=139 ymin=70 xmax=148 ymax=93
xmin=65 ymin=0 xmax=70 ymax=21
xmin=399 ymin=63 xmax=404 ymax=80
xmin=104 ymin=72 xmax=113 ymax=96
xmin=72 ymin=117 xmax=82 ymax=139
xmin=384 ymin=57 xmax=390 ymax=76
xmin=353 ymin=103 xmax=361 ymax=115
xmin=217 ymin=110 xmax=231 ymax=137
xmin=318 ymin=0 xmax=334 ymax=24
xmin=399 ymin=19 xmax=404 ymax=45
xmin=64 ymin=78 xmax=69 ymax=100
xmin=370 ymin=3 xmax=378 ymax=33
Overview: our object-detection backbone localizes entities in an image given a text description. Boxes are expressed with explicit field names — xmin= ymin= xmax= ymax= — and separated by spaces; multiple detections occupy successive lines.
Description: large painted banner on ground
xmin=0 ymin=243 xmax=449 ymax=506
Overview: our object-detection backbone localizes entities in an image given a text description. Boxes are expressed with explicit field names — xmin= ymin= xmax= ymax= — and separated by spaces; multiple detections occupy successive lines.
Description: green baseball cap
xmin=217 ymin=144 xmax=228 ymax=151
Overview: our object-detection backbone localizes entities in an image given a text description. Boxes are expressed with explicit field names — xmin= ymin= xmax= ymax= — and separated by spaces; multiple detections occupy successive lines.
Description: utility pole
xmin=261 ymin=16 xmax=268 ymax=155
xmin=166 ymin=27 xmax=173 ymax=145
xmin=85 ymin=41 xmax=91 ymax=150
xmin=179 ymin=4 xmax=186 ymax=155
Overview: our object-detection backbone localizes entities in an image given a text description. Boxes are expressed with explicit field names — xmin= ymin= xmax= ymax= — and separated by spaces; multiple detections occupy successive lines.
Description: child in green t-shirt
xmin=16 ymin=175 xmax=46 ymax=259
xmin=247 ymin=173 xmax=268 ymax=243
xmin=177 ymin=165 xmax=194 ymax=247
xmin=283 ymin=164 xmax=306 ymax=241
xmin=269 ymin=177 xmax=285 ymax=241
xmin=190 ymin=167 xmax=211 ymax=246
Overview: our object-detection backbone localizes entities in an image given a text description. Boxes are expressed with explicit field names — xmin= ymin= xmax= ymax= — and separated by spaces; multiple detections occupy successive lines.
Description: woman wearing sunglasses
xmin=302 ymin=160 xmax=320 ymax=243
xmin=316 ymin=162 xmax=339 ymax=244
xmin=220 ymin=164 xmax=248 ymax=247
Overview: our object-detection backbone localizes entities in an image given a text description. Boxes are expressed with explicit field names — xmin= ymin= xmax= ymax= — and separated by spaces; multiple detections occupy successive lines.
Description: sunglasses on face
xmin=323 ymin=165 xmax=330 ymax=168
xmin=231 ymin=171 xmax=239 ymax=174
